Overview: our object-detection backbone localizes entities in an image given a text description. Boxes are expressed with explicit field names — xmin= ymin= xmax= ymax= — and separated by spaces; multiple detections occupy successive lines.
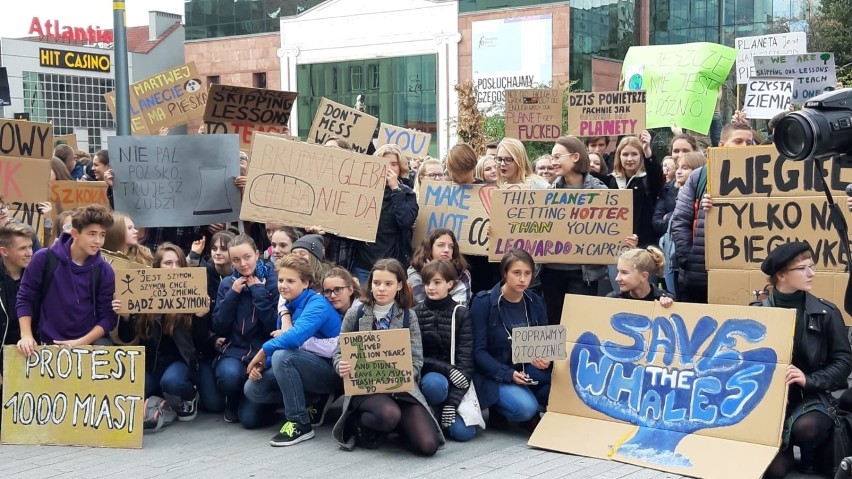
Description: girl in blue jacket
xmin=212 ymin=234 xmax=279 ymax=427
xmin=470 ymin=248 xmax=551 ymax=431
xmin=244 ymin=254 xmax=342 ymax=447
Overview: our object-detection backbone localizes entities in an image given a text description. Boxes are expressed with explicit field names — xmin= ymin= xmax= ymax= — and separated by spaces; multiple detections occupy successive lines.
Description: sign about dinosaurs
xmin=339 ymin=329 xmax=414 ymax=396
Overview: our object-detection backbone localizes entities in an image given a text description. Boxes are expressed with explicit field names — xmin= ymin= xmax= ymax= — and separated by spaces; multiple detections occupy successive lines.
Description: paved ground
xmin=0 ymin=409 xmax=828 ymax=478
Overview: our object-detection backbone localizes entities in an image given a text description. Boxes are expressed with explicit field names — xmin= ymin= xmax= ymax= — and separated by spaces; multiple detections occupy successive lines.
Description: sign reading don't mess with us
xmin=39 ymin=47 xmax=111 ymax=73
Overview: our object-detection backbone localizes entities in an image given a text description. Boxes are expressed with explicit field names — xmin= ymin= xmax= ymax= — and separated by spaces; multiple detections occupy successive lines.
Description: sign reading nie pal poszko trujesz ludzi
xmin=109 ymin=134 xmax=243 ymax=228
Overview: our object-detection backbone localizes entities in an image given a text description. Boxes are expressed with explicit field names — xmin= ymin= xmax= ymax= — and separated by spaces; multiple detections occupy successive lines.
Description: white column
xmin=435 ymin=32 xmax=461 ymax=160
xmin=278 ymin=46 xmax=300 ymax=134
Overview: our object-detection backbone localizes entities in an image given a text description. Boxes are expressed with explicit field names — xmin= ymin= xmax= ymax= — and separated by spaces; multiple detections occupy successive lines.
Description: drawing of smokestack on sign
xmin=248 ymin=174 xmax=315 ymax=215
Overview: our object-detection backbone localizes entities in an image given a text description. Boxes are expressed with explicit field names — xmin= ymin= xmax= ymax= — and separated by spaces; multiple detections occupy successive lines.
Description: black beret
xmin=761 ymin=242 xmax=811 ymax=276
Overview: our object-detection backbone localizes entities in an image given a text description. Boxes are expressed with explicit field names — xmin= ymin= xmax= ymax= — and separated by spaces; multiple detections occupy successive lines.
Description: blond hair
xmin=375 ymin=143 xmax=410 ymax=179
xmin=619 ymin=246 xmax=666 ymax=276
xmin=614 ymin=136 xmax=646 ymax=179
xmin=496 ymin=138 xmax=537 ymax=185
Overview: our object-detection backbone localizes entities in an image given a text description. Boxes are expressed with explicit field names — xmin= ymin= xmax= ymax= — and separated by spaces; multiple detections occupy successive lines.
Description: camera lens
xmin=775 ymin=115 xmax=814 ymax=161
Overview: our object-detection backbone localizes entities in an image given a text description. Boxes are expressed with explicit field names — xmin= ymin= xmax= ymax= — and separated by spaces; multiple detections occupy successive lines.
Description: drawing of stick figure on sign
xmin=121 ymin=274 xmax=135 ymax=294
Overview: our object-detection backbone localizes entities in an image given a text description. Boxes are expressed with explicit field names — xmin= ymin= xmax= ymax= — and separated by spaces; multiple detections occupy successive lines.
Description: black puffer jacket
xmin=610 ymin=155 xmax=663 ymax=247
xmin=671 ymin=167 xmax=706 ymax=286
xmin=652 ymin=179 xmax=678 ymax=236
xmin=752 ymin=292 xmax=852 ymax=408
xmin=414 ymin=296 xmax=474 ymax=410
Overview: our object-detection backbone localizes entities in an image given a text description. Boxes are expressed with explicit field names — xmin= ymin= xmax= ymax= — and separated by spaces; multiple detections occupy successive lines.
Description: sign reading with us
xmin=530 ymin=296 xmax=793 ymax=479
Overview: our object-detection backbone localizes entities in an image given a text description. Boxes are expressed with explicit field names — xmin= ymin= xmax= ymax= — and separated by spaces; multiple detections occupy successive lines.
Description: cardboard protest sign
xmin=567 ymin=91 xmax=646 ymax=137
xmin=504 ymin=89 xmax=563 ymax=142
xmin=754 ymin=53 xmax=838 ymax=104
xmin=104 ymin=90 xmax=151 ymax=136
xmin=413 ymin=181 xmax=493 ymax=256
xmin=529 ymin=295 xmax=793 ymax=479
xmin=102 ymin=250 xmax=146 ymax=270
xmin=511 ymin=325 xmax=567 ymax=363
xmin=116 ymin=267 xmax=208 ymax=314
xmin=307 ymin=97 xmax=378 ymax=154
xmin=241 ymin=134 xmax=386 ymax=242
xmin=621 ymin=42 xmax=736 ymax=134
xmin=203 ymin=85 xmax=297 ymax=151
xmin=376 ymin=123 xmax=431 ymax=160
xmin=742 ymin=77 xmax=793 ymax=120
xmin=734 ymin=32 xmax=806 ymax=84
xmin=49 ymin=181 xmax=110 ymax=214
xmin=705 ymin=145 xmax=852 ymax=324
xmin=488 ymin=188 xmax=633 ymax=264
xmin=0 ymin=118 xmax=53 ymax=240
xmin=129 ymin=62 xmax=207 ymax=131
xmin=339 ymin=329 xmax=414 ymax=396
xmin=54 ymin=134 xmax=78 ymax=151
xmin=1 ymin=345 xmax=145 ymax=449
xmin=110 ymin=134 xmax=242 ymax=228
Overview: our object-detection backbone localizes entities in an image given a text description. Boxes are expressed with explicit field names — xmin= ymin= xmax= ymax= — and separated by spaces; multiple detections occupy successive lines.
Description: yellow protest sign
xmin=530 ymin=295 xmax=793 ymax=479
xmin=104 ymin=90 xmax=150 ymax=136
xmin=116 ymin=267 xmax=208 ymax=314
xmin=488 ymin=188 xmax=633 ymax=264
xmin=413 ymin=181 xmax=493 ymax=256
xmin=339 ymin=329 xmax=414 ymax=396
xmin=1 ymin=345 xmax=145 ymax=449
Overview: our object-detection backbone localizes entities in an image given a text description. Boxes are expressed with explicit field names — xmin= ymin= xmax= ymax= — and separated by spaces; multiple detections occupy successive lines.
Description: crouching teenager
xmin=244 ymin=254 xmax=342 ymax=447
xmin=17 ymin=205 xmax=116 ymax=355
xmin=332 ymin=259 xmax=444 ymax=455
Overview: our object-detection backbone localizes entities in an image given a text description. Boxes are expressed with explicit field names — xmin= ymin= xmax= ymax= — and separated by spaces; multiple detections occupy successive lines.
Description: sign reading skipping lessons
xmin=705 ymin=144 xmax=852 ymax=324
xmin=241 ymin=134 xmax=386 ymax=242
xmin=754 ymin=53 xmax=838 ymax=104
xmin=1 ymin=345 xmax=145 ymax=449
xmin=307 ymin=97 xmax=378 ymax=154
xmin=339 ymin=329 xmax=414 ymax=396
xmin=375 ymin=123 xmax=431 ymax=160
xmin=734 ymin=32 xmax=806 ymax=83
xmin=567 ymin=91 xmax=646 ymax=137
xmin=413 ymin=181 xmax=494 ymax=256
xmin=504 ymin=89 xmax=563 ymax=142
xmin=116 ymin=267 xmax=208 ymax=314
xmin=110 ymin=134 xmax=243 ymax=228
xmin=622 ymin=42 xmax=736 ymax=134
xmin=529 ymin=296 xmax=793 ymax=479
xmin=488 ymin=188 xmax=633 ymax=264
xmin=0 ymin=118 xmax=53 ymax=240
xmin=742 ymin=77 xmax=793 ymax=120
xmin=203 ymin=85 xmax=298 ymax=151
xmin=511 ymin=325 xmax=567 ymax=363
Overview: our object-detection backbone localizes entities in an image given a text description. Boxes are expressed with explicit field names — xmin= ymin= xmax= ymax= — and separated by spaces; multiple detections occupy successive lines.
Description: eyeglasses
xmin=787 ymin=264 xmax=816 ymax=273
xmin=322 ymin=286 xmax=349 ymax=298
xmin=551 ymin=153 xmax=574 ymax=161
xmin=495 ymin=156 xmax=515 ymax=165
xmin=424 ymin=173 xmax=444 ymax=180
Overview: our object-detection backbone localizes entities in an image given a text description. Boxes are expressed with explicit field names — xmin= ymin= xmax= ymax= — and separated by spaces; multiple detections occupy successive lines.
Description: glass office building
xmin=459 ymin=0 xmax=562 ymax=12
xmin=295 ymin=54 xmax=439 ymax=158
xmin=569 ymin=0 xmax=637 ymax=91
xmin=185 ymin=0 xmax=325 ymax=40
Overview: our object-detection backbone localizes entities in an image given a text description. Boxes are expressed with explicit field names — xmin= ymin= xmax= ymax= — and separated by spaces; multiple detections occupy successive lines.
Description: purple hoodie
xmin=16 ymin=233 xmax=116 ymax=344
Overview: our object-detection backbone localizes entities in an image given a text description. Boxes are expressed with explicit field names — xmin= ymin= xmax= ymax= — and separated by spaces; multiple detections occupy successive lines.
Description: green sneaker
xmin=270 ymin=421 xmax=314 ymax=447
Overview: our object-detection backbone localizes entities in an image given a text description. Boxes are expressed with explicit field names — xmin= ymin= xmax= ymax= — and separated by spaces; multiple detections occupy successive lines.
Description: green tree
xmin=808 ymin=0 xmax=852 ymax=85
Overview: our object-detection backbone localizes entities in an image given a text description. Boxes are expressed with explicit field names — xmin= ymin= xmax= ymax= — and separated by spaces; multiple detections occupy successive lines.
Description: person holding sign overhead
xmin=332 ymin=259 xmax=444 ymax=455
xmin=113 ymin=243 xmax=221 ymax=421
xmin=212 ymin=234 xmax=279 ymax=427
xmin=540 ymin=136 xmax=612 ymax=326
xmin=753 ymin=242 xmax=852 ymax=478
xmin=470 ymin=248 xmax=551 ymax=432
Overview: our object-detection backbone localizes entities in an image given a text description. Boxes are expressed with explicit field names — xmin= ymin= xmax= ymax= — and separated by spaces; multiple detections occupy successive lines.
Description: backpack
xmin=31 ymin=250 xmax=102 ymax=342
xmin=353 ymin=303 xmax=410 ymax=331
xmin=143 ymin=395 xmax=177 ymax=432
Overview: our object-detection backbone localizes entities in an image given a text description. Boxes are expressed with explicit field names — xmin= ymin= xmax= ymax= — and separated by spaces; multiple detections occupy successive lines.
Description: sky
xmin=1 ymin=0 xmax=185 ymax=38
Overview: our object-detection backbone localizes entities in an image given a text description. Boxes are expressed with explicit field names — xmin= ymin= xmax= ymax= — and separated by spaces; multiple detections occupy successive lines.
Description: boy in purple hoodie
xmin=16 ymin=205 xmax=116 ymax=355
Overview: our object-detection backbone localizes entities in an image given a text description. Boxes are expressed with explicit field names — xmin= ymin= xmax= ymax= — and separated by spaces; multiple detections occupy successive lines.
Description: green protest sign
xmin=621 ymin=42 xmax=736 ymax=134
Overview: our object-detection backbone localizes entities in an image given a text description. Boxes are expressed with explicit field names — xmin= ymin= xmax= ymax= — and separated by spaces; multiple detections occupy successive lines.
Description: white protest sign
xmin=735 ymin=32 xmax=806 ymax=84
xmin=743 ymin=77 xmax=793 ymax=120
xmin=754 ymin=53 xmax=838 ymax=104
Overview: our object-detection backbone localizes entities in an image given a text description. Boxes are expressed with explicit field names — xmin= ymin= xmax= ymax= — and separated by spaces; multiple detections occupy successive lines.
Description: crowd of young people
xmin=0 ymin=118 xmax=848 ymax=477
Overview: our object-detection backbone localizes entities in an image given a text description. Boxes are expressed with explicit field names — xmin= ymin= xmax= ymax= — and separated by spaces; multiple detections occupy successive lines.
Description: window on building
xmin=253 ymin=72 xmax=267 ymax=89
xmin=350 ymin=66 xmax=363 ymax=91
xmin=185 ymin=0 xmax=327 ymax=40
xmin=332 ymin=67 xmax=338 ymax=93
xmin=367 ymin=64 xmax=380 ymax=90
xmin=459 ymin=0 xmax=563 ymax=13
xmin=208 ymin=75 xmax=220 ymax=85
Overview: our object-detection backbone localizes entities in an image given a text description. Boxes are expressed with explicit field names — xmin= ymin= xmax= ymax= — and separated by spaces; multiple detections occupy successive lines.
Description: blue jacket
xmin=261 ymin=288 xmax=341 ymax=362
xmin=469 ymin=282 xmax=550 ymax=409
xmin=212 ymin=271 xmax=279 ymax=365
xmin=671 ymin=167 xmax=707 ymax=286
